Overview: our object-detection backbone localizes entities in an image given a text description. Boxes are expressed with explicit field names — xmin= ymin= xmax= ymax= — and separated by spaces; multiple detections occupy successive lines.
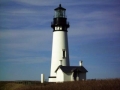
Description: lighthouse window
xmin=62 ymin=49 xmax=66 ymax=58
xmin=55 ymin=27 xmax=59 ymax=30
xmin=60 ymin=27 xmax=62 ymax=30
xmin=55 ymin=26 xmax=62 ymax=30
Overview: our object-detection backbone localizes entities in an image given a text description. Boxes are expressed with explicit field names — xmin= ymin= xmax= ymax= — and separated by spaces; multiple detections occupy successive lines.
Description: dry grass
xmin=0 ymin=79 xmax=120 ymax=90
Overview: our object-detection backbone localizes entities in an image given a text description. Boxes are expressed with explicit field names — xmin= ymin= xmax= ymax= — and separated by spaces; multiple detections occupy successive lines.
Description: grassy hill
xmin=0 ymin=79 xmax=120 ymax=90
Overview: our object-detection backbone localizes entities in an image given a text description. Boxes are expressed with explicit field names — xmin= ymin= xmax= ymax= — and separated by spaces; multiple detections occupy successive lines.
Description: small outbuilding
xmin=55 ymin=61 xmax=88 ymax=82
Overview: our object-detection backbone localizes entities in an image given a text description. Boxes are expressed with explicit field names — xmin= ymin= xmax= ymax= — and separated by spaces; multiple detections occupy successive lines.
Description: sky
xmin=0 ymin=0 xmax=120 ymax=81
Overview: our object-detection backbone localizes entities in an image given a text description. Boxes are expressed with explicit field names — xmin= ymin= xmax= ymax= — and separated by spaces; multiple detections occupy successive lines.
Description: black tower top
xmin=51 ymin=4 xmax=70 ymax=32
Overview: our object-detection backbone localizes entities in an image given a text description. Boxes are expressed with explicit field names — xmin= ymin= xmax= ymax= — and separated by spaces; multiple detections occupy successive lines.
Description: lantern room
xmin=54 ymin=4 xmax=66 ymax=18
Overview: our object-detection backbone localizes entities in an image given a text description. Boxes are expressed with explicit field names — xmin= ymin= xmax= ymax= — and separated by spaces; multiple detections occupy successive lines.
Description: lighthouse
xmin=49 ymin=4 xmax=70 ymax=82
xmin=49 ymin=4 xmax=88 ymax=82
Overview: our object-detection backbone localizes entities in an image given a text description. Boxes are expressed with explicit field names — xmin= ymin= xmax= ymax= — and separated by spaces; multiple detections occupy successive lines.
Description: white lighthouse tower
xmin=49 ymin=4 xmax=70 ymax=82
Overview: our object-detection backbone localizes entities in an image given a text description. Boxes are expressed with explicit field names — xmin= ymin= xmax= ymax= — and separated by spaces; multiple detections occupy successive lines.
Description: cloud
xmin=1 ymin=0 xmax=119 ymax=8
xmin=67 ymin=7 xmax=120 ymax=38
xmin=9 ymin=0 xmax=58 ymax=6
xmin=0 ymin=0 xmax=55 ymax=30
xmin=0 ymin=29 xmax=52 ymax=62
xmin=0 ymin=7 xmax=52 ymax=30
xmin=0 ymin=29 xmax=52 ymax=45
xmin=1 ymin=0 xmax=120 ymax=64
xmin=0 ymin=57 xmax=50 ymax=64
xmin=62 ymin=0 xmax=120 ymax=6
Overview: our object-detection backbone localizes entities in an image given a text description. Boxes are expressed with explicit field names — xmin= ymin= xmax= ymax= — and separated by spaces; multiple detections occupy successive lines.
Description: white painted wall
xmin=56 ymin=69 xmax=72 ymax=82
xmin=56 ymin=69 xmax=64 ymax=82
xmin=49 ymin=31 xmax=70 ymax=82
xmin=64 ymin=73 xmax=72 ymax=81
xmin=71 ymin=73 xmax=74 ymax=81
xmin=55 ymin=69 xmax=86 ymax=82
xmin=49 ymin=78 xmax=56 ymax=82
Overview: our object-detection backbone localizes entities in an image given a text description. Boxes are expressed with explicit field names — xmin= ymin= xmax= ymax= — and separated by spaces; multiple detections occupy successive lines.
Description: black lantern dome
xmin=51 ymin=4 xmax=70 ymax=32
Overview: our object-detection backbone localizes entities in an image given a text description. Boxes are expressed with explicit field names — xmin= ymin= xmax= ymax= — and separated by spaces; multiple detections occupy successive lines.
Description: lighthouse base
xmin=48 ymin=76 xmax=56 ymax=82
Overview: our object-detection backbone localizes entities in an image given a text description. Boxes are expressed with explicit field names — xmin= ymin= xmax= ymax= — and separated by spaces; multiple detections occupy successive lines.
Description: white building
xmin=49 ymin=4 xmax=88 ymax=82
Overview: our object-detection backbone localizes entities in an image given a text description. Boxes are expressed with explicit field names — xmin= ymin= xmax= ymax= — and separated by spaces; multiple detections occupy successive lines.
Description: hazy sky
xmin=0 ymin=0 xmax=120 ymax=81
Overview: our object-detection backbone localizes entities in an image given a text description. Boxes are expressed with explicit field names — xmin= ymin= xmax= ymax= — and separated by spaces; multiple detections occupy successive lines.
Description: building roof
xmin=55 ymin=65 xmax=88 ymax=73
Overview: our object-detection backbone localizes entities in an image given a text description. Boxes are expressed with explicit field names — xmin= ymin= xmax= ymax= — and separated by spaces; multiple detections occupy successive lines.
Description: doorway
xmin=73 ymin=69 xmax=80 ymax=81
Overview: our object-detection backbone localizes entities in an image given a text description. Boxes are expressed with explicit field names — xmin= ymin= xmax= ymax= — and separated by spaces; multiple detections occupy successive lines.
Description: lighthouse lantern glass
xmin=55 ymin=10 xmax=65 ymax=18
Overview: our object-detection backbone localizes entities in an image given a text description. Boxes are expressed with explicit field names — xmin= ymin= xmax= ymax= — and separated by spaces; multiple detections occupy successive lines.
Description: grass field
xmin=0 ymin=79 xmax=120 ymax=90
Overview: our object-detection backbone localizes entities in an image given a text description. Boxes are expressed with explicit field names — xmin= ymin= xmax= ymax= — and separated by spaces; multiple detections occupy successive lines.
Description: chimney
xmin=79 ymin=61 xmax=83 ymax=66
